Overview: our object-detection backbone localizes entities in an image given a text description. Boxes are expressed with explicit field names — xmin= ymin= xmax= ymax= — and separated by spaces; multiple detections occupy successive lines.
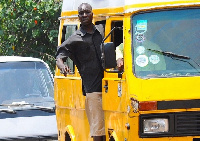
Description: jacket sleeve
xmin=55 ymin=40 xmax=73 ymax=61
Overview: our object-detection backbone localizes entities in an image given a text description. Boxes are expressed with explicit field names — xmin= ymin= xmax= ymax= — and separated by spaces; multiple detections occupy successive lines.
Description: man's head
xmin=78 ymin=3 xmax=93 ymax=26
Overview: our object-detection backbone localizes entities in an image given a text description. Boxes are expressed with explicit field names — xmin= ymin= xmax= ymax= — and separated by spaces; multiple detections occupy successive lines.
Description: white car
xmin=0 ymin=56 xmax=57 ymax=140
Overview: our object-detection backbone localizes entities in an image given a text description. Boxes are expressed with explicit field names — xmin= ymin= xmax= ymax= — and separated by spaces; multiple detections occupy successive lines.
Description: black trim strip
xmin=157 ymin=99 xmax=200 ymax=110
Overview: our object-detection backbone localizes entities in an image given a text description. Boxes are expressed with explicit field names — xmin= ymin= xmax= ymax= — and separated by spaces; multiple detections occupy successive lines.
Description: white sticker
xmin=136 ymin=55 xmax=148 ymax=67
xmin=149 ymin=55 xmax=160 ymax=64
xmin=136 ymin=46 xmax=145 ymax=54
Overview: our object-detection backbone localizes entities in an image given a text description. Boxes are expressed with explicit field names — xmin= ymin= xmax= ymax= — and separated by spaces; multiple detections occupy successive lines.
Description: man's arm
xmin=116 ymin=43 xmax=124 ymax=71
xmin=116 ymin=58 xmax=124 ymax=71
xmin=56 ymin=43 xmax=72 ymax=76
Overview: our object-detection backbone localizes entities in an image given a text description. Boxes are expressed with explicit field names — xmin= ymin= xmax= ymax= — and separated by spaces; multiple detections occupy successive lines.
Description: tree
xmin=0 ymin=0 xmax=62 ymax=73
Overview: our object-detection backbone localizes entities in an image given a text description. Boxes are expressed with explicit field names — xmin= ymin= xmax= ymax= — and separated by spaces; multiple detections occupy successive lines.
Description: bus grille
xmin=175 ymin=112 xmax=200 ymax=135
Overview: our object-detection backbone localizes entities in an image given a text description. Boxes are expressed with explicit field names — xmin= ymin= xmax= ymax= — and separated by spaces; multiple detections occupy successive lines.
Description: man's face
xmin=78 ymin=4 xmax=93 ymax=26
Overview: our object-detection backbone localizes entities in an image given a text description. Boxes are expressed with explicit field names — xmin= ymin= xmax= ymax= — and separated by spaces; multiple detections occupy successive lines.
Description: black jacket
xmin=56 ymin=24 xmax=104 ymax=93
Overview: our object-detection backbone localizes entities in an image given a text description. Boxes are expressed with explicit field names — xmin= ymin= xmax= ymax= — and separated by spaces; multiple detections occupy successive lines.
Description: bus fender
xmin=64 ymin=125 xmax=76 ymax=141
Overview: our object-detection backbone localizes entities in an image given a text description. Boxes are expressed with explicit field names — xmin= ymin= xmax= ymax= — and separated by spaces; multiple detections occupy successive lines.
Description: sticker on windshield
xmin=135 ymin=20 xmax=147 ymax=42
xmin=136 ymin=20 xmax=147 ymax=32
xmin=135 ymin=33 xmax=145 ymax=42
xmin=136 ymin=46 xmax=145 ymax=54
xmin=149 ymin=55 xmax=160 ymax=64
xmin=136 ymin=55 xmax=148 ymax=67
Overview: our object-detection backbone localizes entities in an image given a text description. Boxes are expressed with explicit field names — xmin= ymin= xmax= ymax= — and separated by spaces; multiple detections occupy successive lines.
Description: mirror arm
xmin=102 ymin=27 xmax=117 ymax=42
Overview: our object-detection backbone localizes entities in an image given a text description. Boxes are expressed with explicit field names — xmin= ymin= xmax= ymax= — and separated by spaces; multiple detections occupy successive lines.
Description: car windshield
xmin=0 ymin=61 xmax=54 ymax=104
xmin=132 ymin=8 xmax=200 ymax=78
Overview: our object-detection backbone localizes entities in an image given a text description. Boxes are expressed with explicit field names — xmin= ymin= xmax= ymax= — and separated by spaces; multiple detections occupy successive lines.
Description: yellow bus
xmin=54 ymin=0 xmax=200 ymax=140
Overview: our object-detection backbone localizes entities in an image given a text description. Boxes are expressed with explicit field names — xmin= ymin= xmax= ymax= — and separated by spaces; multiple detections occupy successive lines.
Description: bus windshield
xmin=132 ymin=8 xmax=200 ymax=78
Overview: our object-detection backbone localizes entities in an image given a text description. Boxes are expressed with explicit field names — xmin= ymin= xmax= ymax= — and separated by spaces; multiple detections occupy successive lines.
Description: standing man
xmin=56 ymin=3 xmax=105 ymax=141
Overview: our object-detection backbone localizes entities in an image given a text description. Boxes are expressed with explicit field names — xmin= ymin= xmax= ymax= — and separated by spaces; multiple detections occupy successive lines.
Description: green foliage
xmin=0 ymin=0 xmax=62 ymax=73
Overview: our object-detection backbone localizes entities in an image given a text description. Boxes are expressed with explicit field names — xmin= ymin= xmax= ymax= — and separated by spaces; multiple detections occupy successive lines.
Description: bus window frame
xmin=104 ymin=16 xmax=124 ymax=72
xmin=60 ymin=24 xmax=78 ymax=75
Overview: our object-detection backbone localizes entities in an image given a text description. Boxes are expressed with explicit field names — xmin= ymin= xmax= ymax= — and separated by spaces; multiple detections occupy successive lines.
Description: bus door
xmin=102 ymin=16 xmax=127 ymax=140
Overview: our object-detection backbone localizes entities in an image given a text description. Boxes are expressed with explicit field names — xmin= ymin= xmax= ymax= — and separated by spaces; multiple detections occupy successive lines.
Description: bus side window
xmin=111 ymin=21 xmax=123 ymax=48
xmin=95 ymin=20 xmax=106 ymax=28
xmin=61 ymin=25 xmax=77 ymax=73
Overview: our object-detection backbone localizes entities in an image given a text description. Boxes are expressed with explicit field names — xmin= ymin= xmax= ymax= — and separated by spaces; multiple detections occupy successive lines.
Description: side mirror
xmin=101 ymin=26 xmax=122 ymax=71
xmin=102 ymin=42 xmax=116 ymax=69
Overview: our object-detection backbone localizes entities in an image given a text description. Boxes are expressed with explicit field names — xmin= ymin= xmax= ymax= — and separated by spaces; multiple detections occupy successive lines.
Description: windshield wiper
xmin=34 ymin=105 xmax=55 ymax=113
xmin=147 ymin=48 xmax=200 ymax=72
xmin=0 ymin=109 xmax=16 ymax=114
xmin=0 ymin=101 xmax=34 ymax=107
xmin=0 ymin=101 xmax=55 ymax=113
xmin=147 ymin=49 xmax=190 ymax=59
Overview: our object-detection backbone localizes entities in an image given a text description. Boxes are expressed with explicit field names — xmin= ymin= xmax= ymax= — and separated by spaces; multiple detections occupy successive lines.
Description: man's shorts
xmin=85 ymin=92 xmax=105 ymax=137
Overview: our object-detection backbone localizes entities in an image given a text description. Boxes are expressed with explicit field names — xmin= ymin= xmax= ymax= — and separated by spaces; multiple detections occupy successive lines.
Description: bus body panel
xmin=55 ymin=0 xmax=200 ymax=140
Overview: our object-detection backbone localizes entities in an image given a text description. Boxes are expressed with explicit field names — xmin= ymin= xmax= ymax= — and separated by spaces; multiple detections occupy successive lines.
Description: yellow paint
xmin=124 ymin=0 xmax=200 ymax=11
xmin=65 ymin=125 xmax=76 ymax=141
xmin=110 ymin=131 xmax=119 ymax=141
xmin=55 ymin=0 xmax=200 ymax=140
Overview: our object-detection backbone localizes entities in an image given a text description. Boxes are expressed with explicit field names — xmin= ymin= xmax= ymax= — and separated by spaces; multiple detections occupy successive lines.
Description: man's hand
xmin=56 ymin=58 xmax=70 ymax=76
xmin=117 ymin=58 xmax=124 ymax=71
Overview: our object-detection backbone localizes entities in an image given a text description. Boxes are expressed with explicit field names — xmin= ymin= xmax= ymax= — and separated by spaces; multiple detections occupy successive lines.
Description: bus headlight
xmin=143 ymin=118 xmax=169 ymax=133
